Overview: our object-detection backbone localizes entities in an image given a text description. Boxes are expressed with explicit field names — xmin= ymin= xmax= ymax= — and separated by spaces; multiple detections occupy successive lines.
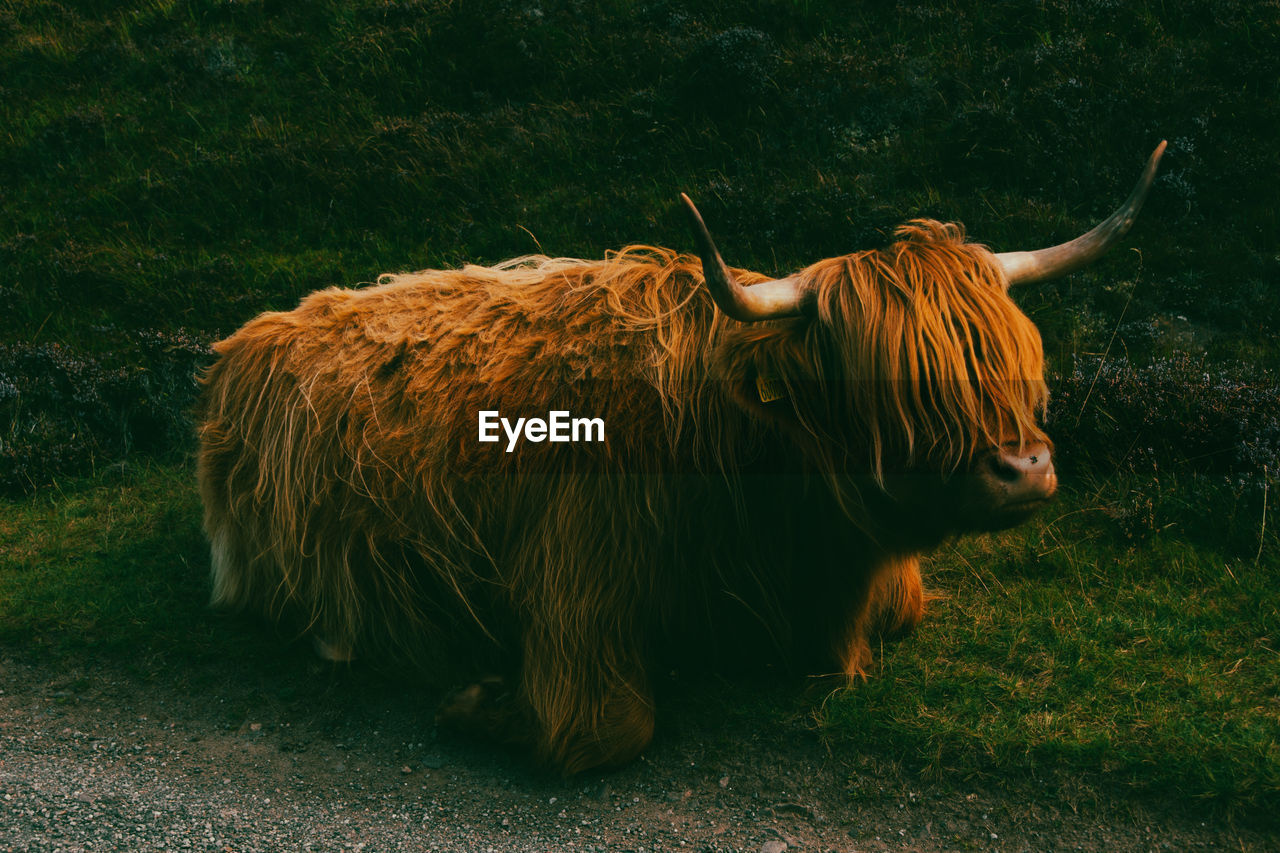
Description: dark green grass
xmin=2 ymin=461 xmax=1276 ymax=817
xmin=3 ymin=0 xmax=1277 ymax=349
xmin=824 ymin=475 xmax=1280 ymax=815
xmin=4 ymin=0 xmax=1279 ymax=489
xmin=0 ymin=460 xmax=212 ymax=652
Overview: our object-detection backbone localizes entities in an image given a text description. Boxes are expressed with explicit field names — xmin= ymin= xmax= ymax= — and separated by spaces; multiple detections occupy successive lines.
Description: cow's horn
xmin=680 ymin=193 xmax=808 ymax=321
xmin=996 ymin=141 xmax=1167 ymax=286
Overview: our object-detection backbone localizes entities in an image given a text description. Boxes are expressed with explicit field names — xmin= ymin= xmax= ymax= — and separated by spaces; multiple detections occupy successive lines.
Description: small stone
xmin=400 ymin=766 xmax=413 ymax=775
xmin=761 ymin=842 xmax=787 ymax=853
xmin=718 ymin=776 xmax=730 ymax=788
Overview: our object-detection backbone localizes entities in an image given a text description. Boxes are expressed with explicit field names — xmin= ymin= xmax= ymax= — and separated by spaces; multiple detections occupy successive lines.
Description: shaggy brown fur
xmin=197 ymin=220 xmax=1049 ymax=773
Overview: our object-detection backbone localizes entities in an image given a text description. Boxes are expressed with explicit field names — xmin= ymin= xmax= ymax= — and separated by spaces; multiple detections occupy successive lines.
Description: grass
xmin=0 ymin=460 xmax=210 ymax=653
xmin=2 ymin=461 xmax=1277 ymax=819
xmin=3 ymin=0 xmax=1277 ymax=344
xmin=824 ymin=487 xmax=1280 ymax=813
xmin=4 ymin=0 xmax=1278 ymax=488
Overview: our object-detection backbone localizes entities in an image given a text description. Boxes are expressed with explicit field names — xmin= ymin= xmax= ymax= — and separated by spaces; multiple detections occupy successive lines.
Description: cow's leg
xmin=834 ymin=555 xmax=926 ymax=679
xmin=834 ymin=597 xmax=875 ymax=679
xmin=867 ymin=554 xmax=926 ymax=640
xmin=523 ymin=651 xmax=655 ymax=774
xmin=457 ymin=486 xmax=657 ymax=773
xmin=436 ymin=657 xmax=655 ymax=775
xmin=438 ymin=628 xmax=656 ymax=773
xmin=207 ymin=467 xmax=362 ymax=664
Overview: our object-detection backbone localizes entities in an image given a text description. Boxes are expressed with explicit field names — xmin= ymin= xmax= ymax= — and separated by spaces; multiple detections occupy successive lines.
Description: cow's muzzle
xmin=973 ymin=442 xmax=1057 ymax=525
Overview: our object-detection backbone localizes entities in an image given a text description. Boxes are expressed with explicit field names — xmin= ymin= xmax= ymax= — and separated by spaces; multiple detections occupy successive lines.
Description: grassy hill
xmin=3 ymin=0 xmax=1278 ymax=487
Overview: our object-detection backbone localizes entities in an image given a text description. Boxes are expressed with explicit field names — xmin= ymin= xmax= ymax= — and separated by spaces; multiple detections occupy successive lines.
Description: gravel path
xmin=0 ymin=650 xmax=1272 ymax=852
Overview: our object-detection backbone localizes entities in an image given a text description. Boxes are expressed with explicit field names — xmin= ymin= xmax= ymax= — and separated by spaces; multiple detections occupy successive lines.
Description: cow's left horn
xmin=680 ymin=193 xmax=808 ymax=322
xmin=996 ymin=141 xmax=1167 ymax=286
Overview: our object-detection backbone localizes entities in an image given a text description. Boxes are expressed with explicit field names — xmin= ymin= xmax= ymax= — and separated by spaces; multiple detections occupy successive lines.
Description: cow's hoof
xmin=840 ymin=638 xmax=873 ymax=681
xmin=436 ymin=676 xmax=532 ymax=747
xmin=311 ymin=634 xmax=355 ymax=662
xmin=437 ymin=676 xmax=508 ymax=721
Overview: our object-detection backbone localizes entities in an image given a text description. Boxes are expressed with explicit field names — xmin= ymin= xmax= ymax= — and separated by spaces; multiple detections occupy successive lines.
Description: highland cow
xmin=197 ymin=143 xmax=1165 ymax=774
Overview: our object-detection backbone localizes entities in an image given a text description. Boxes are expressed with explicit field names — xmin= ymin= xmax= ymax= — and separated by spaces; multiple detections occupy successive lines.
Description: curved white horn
xmin=996 ymin=141 xmax=1167 ymax=286
xmin=680 ymin=193 xmax=808 ymax=322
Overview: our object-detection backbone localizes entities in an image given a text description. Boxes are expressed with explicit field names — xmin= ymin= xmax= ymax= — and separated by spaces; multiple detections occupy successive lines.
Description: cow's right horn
xmin=995 ymin=141 xmax=1167 ymax=286
xmin=681 ymin=193 xmax=808 ymax=322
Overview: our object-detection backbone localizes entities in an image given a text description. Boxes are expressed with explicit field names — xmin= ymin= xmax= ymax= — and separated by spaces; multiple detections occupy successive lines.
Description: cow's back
xmin=195 ymin=251 xmax=723 ymax=672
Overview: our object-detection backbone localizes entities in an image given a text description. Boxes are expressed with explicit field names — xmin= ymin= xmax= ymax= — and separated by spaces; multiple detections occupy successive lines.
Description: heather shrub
xmin=1052 ymin=354 xmax=1279 ymax=480
xmin=0 ymin=330 xmax=212 ymax=493
xmin=1049 ymin=354 xmax=1278 ymax=551
xmin=2 ymin=0 xmax=1276 ymax=511
xmin=677 ymin=26 xmax=780 ymax=115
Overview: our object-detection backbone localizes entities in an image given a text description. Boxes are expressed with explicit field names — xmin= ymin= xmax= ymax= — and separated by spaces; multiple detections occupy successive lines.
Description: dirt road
xmin=0 ymin=647 xmax=1271 ymax=852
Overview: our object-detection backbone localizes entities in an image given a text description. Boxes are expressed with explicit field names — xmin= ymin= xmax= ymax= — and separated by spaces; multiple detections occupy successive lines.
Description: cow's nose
xmin=978 ymin=442 xmax=1057 ymax=506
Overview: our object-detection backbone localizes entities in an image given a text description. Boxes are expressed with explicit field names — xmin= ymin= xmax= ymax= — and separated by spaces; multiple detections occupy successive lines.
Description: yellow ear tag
xmin=756 ymin=373 xmax=787 ymax=403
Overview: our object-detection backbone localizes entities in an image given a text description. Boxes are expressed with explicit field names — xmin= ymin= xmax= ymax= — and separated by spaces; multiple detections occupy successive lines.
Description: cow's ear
xmin=730 ymin=366 xmax=804 ymax=432
xmin=713 ymin=324 xmax=811 ymax=432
